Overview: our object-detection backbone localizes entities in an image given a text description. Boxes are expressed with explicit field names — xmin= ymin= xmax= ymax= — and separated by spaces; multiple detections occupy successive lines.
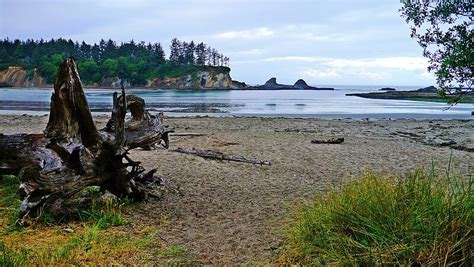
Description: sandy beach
xmin=1 ymin=115 xmax=472 ymax=264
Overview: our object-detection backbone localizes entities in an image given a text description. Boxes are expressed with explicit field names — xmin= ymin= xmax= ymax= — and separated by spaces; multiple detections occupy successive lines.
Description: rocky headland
xmin=0 ymin=65 xmax=246 ymax=90
xmin=248 ymin=78 xmax=334 ymax=90
xmin=146 ymin=66 xmax=242 ymax=89
xmin=0 ymin=66 xmax=333 ymax=91
xmin=0 ymin=67 xmax=48 ymax=87
xmin=347 ymin=86 xmax=474 ymax=103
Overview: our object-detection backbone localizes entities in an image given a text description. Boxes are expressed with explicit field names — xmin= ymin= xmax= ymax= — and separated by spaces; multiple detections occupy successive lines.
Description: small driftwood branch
xmin=311 ymin=137 xmax=344 ymax=144
xmin=449 ymin=145 xmax=474 ymax=153
xmin=275 ymin=128 xmax=318 ymax=133
xmin=169 ymin=147 xmax=271 ymax=166
xmin=171 ymin=133 xmax=207 ymax=137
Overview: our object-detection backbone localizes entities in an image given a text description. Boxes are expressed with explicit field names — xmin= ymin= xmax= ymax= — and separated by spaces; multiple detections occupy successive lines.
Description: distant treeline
xmin=0 ymin=38 xmax=229 ymax=85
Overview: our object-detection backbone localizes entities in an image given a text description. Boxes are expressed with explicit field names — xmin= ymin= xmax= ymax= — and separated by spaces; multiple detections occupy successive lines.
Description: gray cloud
xmin=0 ymin=0 xmax=433 ymax=86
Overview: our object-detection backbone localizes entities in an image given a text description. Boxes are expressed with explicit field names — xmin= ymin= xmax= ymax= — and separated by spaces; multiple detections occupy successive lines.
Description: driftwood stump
xmin=311 ymin=137 xmax=344 ymax=144
xmin=0 ymin=58 xmax=172 ymax=220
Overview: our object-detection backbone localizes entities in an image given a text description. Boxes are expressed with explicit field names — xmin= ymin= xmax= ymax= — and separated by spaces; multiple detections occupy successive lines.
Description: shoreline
xmin=0 ymin=87 xmax=427 ymax=91
xmin=0 ymin=110 xmax=472 ymax=120
xmin=3 ymin=86 xmax=472 ymax=105
xmin=0 ymin=86 xmax=336 ymax=91
xmin=347 ymin=91 xmax=474 ymax=104
xmin=2 ymin=87 xmax=472 ymax=120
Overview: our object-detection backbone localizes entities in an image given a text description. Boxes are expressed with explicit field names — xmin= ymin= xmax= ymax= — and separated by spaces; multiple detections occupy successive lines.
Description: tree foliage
xmin=0 ymin=38 xmax=229 ymax=86
xmin=168 ymin=38 xmax=228 ymax=66
xmin=400 ymin=0 xmax=473 ymax=100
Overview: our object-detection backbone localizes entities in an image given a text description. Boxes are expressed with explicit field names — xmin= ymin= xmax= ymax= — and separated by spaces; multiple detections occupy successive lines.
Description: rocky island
xmin=248 ymin=78 xmax=334 ymax=90
xmin=347 ymin=86 xmax=474 ymax=103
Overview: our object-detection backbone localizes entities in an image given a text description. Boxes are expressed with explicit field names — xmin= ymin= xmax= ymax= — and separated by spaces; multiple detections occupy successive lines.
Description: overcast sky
xmin=0 ymin=0 xmax=435 ymax=86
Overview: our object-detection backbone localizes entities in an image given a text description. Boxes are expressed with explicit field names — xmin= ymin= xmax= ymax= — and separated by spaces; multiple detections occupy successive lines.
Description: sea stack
xmin=262 ymin=77 xmax=286 ymax=89
xmin=293 ymin=79 xmax=311 ymax=89
xmin=250 ymin=78 xmax=334 ymax=90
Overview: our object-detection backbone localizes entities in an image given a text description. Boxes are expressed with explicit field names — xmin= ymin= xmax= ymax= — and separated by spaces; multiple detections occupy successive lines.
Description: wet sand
xmin=1 ymin=115 xmax=472 ymax=264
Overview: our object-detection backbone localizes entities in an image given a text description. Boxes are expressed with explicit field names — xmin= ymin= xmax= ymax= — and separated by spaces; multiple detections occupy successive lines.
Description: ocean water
xmin=0 ymin=86 xmax=472 ymax=119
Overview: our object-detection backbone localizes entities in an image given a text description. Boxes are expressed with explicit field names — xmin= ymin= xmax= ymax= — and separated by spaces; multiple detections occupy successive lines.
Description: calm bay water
xmin=0 ymin=86 xmax=472 ymax=119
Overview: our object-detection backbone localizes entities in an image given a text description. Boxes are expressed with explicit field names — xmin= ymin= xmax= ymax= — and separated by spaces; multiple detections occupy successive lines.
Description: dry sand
xmin=1 ymin=115 xmax=473 ymax=264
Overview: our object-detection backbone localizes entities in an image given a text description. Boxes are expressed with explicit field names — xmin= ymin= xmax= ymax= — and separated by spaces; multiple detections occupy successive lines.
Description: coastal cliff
xmin=0 ymin=65 xmax=244 ymax=89
xmin=0 ymin=67 xmax=47 ymax=87
xmin=148 ymin=66 xmax=240 ymax=89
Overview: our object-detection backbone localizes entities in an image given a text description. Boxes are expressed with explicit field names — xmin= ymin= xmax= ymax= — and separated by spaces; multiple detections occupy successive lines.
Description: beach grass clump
xmin=278 ymin=168 xmax=473 ymax=265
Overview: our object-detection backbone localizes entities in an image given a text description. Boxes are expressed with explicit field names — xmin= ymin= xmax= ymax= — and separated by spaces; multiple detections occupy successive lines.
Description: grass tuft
xmin=159 ymin=244 xmax=196 ymax=265
xmin=0 ymin=175 xmax=24 ymax=233
xmin=278 ymin=168 xmax=473 ymax=265
xmin=0 ymin=176 xmax=157 ymax=265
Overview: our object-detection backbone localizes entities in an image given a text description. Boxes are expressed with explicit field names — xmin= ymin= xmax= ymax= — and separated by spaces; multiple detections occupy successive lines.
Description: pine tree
xmin=195 ymin=42 xmax=206 ymax=66
xmin=80 ymin=41 xmax=91 ymax=58
xmin=219 ymin=53 xmax=224 ymax=66
xmin=211 ymin=48 xmax=218 ymax=66
xmin=152 ymin=43 xmax=165 ymax=65
xmin=185 ymin=41 xmax=195 ymax=65
xmin=98 ymin=39 xmax=107 ymax=62
xmin=205 ymin=46 xmax=213 ymax=65
xmin=169 ymin=38 xmax=180 ymax=64
xmin=178 ymin=41 xmax=187 ymax=65
xmin=104 ymin=39 xmax=116 ymax=59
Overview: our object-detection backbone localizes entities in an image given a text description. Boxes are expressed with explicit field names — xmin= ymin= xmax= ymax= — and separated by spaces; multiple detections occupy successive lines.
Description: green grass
xmin=0 ymin=175 xmax=156 ymax=265
xmin=0 ymin=175 xmax=24 ymax=233
xmin=278 ymin=168 xmax=473 ymax=265
xmin=159 ymin=244 xmax=196 ymax=265
xmin=0 ymin=241 xmax=29 ymax=266
xmin=75 ymin=189 xmax=129 ymax=229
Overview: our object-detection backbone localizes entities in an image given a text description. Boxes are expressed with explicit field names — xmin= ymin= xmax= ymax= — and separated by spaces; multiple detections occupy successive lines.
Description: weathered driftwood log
xmin=0 ymin=133 xmax=60 ymax=175
xmin=311 ymin=137 xmax=344 ymax=144
xmin=0 ymin=58 xmax=171 ymax=220
xmin=44 ymin=60 xmax=101 ymax=148
xmin=104 ymin=92 xmax=173 ymax=149
xmin=170 ymin=147 xmax=271 ymax=165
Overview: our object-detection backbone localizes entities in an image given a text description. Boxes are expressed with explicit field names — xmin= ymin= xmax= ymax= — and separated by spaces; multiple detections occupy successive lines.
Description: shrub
xmin=279 ymin=168 xmax=473 ymax=265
